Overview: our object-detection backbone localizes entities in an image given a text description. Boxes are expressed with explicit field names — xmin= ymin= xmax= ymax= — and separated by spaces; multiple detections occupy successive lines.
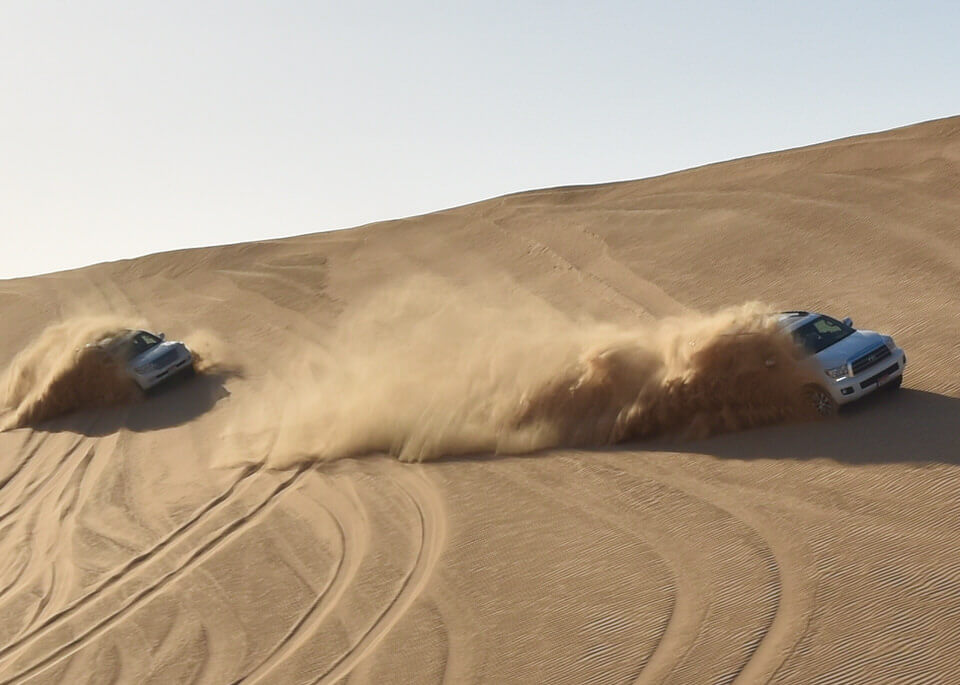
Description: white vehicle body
xmin=95 ymin=330 xmax=194 ymax=391
xmin=778 ymin=311 xmax=906 ymax=409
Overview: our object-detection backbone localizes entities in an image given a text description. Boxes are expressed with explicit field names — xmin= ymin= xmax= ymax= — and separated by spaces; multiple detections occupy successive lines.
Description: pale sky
xmin=3 ymin=2 xmax=958 ymax=279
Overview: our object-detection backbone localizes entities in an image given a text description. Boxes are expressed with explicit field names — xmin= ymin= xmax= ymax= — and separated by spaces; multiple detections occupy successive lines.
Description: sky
xmin=2 ymin=1 xmax=958 ymax=279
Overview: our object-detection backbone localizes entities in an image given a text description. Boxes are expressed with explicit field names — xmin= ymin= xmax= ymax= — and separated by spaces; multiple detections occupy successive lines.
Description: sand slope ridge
xmin=0 ymin=116 xmax=959 ymax=683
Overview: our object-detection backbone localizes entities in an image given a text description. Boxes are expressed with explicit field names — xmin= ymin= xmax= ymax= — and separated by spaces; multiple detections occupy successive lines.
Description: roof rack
xmin=779 ymin=310 xmax=809 ymax=317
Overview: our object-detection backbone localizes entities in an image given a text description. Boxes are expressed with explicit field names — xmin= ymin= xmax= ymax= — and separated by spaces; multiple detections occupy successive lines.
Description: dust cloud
xmin=183 ymin=329 xmax=243 ymax=377
xmin=0 ymin=317 xmax=143 ymax=429
xmin=220 ymin=281 xmax=820 ymax=467
xmin=0 ymin=318 xmax=236 ymax=430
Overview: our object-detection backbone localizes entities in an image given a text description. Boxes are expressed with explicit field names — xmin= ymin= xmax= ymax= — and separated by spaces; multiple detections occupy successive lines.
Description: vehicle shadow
xmin=646 ymin=388 xmax=960 ymax=465
xmin=430 ymin=387 xmax=960 ymax=468
xmin=38 ymin=370 xmax=236 ymax=437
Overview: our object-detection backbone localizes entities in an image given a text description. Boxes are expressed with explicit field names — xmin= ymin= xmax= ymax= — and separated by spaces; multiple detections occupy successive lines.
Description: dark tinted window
xmin=792 ymin=316 xmax=855 ymax=354
xmin=130 ymin=332 xmax=161 ymax=356
xmin=107 ymin=331 xmax=161 ymax=360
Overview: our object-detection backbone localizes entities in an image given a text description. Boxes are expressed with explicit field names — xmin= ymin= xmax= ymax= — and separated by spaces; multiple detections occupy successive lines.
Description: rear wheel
xmin=804 ymin=384 xmax=837 ymax=417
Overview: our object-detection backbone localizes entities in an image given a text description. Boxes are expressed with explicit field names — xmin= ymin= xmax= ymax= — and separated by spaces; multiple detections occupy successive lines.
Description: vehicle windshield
xmin=105 ymin=331 xmax=162 ymax=361
xmin=791 ymin=316 xmax=855 ymax=354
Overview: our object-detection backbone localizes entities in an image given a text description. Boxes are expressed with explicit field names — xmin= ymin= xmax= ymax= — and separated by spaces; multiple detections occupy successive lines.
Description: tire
xmin=804 ymin=384 xmax=838 ymax=418
xmin=885 ymin=374 xmax=902 ymax=391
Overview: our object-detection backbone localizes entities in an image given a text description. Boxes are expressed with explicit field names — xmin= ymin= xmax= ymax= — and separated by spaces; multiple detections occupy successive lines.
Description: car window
xmin=128 ymin=332 xmax=162 ymax=357
xmin=137 ymin=333 xmax=160 ymax=347
xmin=793 ymin=316 xmax=855 ymax=354
xmin=814 ymin=319 xmax=842 ymax=335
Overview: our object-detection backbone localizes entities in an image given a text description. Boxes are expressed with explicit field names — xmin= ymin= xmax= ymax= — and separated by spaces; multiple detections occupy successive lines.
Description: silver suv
xmin=778 ymin=311 xmax=906 ymax=415
xmin=93 ymin=329 xmax=194 ymax=391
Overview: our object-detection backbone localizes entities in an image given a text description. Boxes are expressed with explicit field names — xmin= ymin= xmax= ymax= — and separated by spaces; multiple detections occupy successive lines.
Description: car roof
xmin=97 ymin=329 xmax=136 ymax=344
xmin=96 ymin=329 xmax=155 ymax=349
xmin=776 ymin=311 xmax=821 ymax=332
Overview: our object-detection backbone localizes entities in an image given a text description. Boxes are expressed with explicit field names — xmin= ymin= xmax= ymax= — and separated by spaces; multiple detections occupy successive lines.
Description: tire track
xmin=313 ymin=464 xmax=446 ymax=685
xmin=81 ymin=272 xmax=140 ymax=321
xmin=596 ymin=452 xmax=817 ymax=684
xmin=212 ymin=268 xmax=333 ymax=343
xmin=505 ymin=216 xmax=687 ymax=319
xmin=235 ymin=471 xmax=361 ymax=685
xmin=0 ymin=430 xmax=45 ymax=493
xmin=0 ymin=465 xmax=307 ymax=685
xmin=0 ymin=462 xmax=262 ymax=659
xmin=33 ymin=442 xmax=98 ymax=629
xmin=485 ymin=458 xmax=695 ymax=685
xmin=485 ymin=453 xmax=791 ymax=685
xmin=488 ymin=218 xmax=658 ymax=322
xmin=0 ymin=430 xmax=98 ymax=624
xmin=0 ymin=549 xmax=29 ymax=612
xmin=0 ymin=429 xmax=86 ymax=515
xmin=0 ymin=437 xmax=91 ymax=529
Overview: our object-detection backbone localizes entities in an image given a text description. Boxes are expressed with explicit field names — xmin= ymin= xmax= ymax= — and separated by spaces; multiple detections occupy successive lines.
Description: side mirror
xmin=158 ymin=332 xmax=166 ymax=341
xmin=841 ymin=317 xmax=853 ymax=327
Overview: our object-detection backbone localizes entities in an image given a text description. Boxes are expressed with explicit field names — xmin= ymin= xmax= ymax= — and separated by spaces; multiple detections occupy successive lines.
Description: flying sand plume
xmin=0 ymin=317 xmax=143 ymax=430
xmin=217 ymin=281 xmax=821 ymax=467
xmin=0 ymin=287 xmax=820 ymax=451
xmin=0 ymin=319 xmax=237 ymax=430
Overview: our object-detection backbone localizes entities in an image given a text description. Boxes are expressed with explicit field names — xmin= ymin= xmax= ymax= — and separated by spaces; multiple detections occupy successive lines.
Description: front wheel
xmin=885 ymin=374 xmax=902 ymax=391
xmin=804 ymin=384 xmax=838 ymax=418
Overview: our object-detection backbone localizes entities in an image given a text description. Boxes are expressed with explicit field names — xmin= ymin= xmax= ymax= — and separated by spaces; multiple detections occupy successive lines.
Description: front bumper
xmin=131 ymin=353 xmax=194 ymax=390
xmin=827 ymin=348 xmax=906 ymax=405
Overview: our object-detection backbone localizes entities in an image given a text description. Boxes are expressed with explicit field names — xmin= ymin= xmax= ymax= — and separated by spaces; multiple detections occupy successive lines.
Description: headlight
xmin=882 ymin=335 xmax=896 ymax=351
xmin=825 ymin=364 xmax=849 ymax=380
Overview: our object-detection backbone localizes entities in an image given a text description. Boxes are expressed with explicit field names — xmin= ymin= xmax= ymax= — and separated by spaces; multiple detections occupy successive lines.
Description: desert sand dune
xmin=1 ymin=116 xmax=959 ymax=683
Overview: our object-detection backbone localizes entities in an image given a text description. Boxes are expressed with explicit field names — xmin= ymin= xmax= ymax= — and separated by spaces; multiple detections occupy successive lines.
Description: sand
xmin=1 ymin=116 xmax=959 ymax=683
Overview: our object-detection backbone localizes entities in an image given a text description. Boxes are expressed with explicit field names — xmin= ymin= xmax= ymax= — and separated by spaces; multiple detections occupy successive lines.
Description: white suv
xmin=778 ymin=311 xmax=906 ymax=415
xmin=93 ymin=329 xmax=195 ymax=391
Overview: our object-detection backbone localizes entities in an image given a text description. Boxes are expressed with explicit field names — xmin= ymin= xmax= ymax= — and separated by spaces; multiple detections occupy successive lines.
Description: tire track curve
xmin=234 ymin=470 xmax=360 ymax=685
xmin=0 ymin=463 xmax=262 ymax=661
xmin=0 ymin=465 xmax=308 ymax=685
xmin=596 ymin=452 xmax=817 ymax=684
xmin=313 ymin=463 xmax=446 ymax=685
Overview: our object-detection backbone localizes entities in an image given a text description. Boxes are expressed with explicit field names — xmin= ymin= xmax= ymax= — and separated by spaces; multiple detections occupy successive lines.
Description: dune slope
xmin=1 ymin=116 xmax=959 ymax=683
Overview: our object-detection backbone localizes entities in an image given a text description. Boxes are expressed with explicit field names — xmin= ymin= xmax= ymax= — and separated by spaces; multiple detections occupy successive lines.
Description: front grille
xmin=851 ymin=344 xmax=892 ymax=375
xmin=152 ymin=348 xmax=180 ymax=369
xmin=860 ymin=362 xmax=899 ymax=389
